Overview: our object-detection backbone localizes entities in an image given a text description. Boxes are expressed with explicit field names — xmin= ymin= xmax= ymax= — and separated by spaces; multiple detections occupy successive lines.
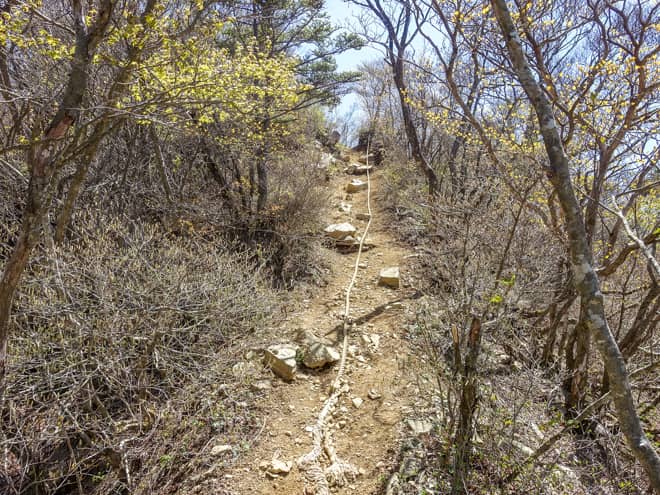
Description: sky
xmin=323 ymin=0 xmax=384 ymax=123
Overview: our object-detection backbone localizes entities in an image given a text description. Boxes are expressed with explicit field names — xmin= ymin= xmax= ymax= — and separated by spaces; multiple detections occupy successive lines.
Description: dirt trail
xmin=227 ymin=165 xmax=418 ymax=495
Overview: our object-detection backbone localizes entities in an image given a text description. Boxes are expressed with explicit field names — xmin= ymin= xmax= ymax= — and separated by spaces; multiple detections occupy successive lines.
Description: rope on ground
xmin=297 ymin=149 xmax=374 ymax=495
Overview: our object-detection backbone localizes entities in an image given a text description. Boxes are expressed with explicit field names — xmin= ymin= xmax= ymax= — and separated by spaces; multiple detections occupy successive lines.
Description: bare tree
xmin=0 ymin=0 xmax=115 ymax=385
xmin=489 ymin=0 xmax=660 ymax=489
xmin=350 ymin=0 xmax=439 ymax=194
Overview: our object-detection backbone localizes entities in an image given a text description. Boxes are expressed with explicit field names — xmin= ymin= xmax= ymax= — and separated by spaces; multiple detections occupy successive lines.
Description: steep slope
xmin=220 ymin=163 xmax=420 ymax=494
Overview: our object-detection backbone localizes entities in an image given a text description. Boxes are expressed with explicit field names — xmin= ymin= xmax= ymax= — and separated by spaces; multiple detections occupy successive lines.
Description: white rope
xmin=297 ymin=148 xmax=374 ymax=494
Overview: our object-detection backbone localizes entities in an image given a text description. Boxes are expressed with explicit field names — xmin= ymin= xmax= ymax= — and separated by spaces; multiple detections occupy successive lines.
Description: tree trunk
xmin=490 ymin=0 xmax=660 ymax=489
xmin=256 ymin=156 xmax=268 ymax=213
xmin=0 ymin=213 xmax=39 ymax=383
xmin=0 ymin=0 xmax=114 ymax=387
xmin=150 ymin=125 xmax=173 ymax=205
xmin=392 ymin=61 xmax=438 ymax=196
xmin=368 ymin=0 xmax=438 ymax=196
xmin=452 ymin=317 xmax=482 ymax=494
xmin=563 ymin=309 xmax=590 ymax=413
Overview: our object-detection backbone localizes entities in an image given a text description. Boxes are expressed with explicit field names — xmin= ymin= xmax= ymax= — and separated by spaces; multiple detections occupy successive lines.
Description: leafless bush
xmin=1 ymin=217 xmax=275 ymax=494
xmin=256 ymin=145 xmax=331 ymax=287
xmin=383 ymin=153 xmax=654 ymax=492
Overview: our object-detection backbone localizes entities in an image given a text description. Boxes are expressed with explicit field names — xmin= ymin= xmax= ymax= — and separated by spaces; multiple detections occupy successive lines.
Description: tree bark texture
xmin=490 ymin=0 xmax=660 ymax=489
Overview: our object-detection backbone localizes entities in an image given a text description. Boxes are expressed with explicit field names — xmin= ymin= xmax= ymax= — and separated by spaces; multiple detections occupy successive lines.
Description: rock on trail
xmin=220 ymin=155 xmax=416 ymax=495
xmin=379 ymin=266 xmax=400 ymax=288
xmin=346 ymin=179 xmax=368 ymax=193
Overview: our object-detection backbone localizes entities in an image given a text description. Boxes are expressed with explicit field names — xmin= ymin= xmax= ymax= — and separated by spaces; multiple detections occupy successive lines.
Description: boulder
xmin=346 ymin=163 xmax=373 ymax=175
xmin=379 ymin=267 xmax=400 ymax=288
xmin=303 ymin=342 xmax=341 ymax=369
xmin=263 ymin=344 xmax=298 ymax=381
xmin=296 ymin=330 xmax=340 ymax=369
xmin=346 ymin=179 xmax=368 ymax=193
xmin=324 ymin=222 xmax=357 ymax=240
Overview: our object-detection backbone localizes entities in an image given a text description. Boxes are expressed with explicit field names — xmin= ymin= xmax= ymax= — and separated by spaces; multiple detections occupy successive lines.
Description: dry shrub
xmin=0 ymin=172 xmax=24 ymax=262
xmin=1 ymin=217 xmax=275 ymax=494
xmin=87 ymin=126 xmax=330 ymax=289
xmin=382 ymin=156 xmax=650 ymax=493
xmin=250 ymin=145 xmax=331 ymax=287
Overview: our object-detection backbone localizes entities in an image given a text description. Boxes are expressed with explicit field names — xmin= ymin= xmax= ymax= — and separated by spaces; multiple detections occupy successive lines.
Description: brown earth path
xmin=225 ymin=164 xmax=419 ymax=495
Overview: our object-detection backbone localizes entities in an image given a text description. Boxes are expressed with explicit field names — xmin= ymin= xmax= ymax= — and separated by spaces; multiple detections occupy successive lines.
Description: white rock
xmin=352 ymin=397 xmax=364 ymax=408
xmin=512 ymin=440 xmax=534 ymax=456
xmin=338 ymin=202 xmax=352 ymax=213
xmin=263 ymin=344 xmax=298 ymax=381
xmin=318 ymin=152 xmax=335 ymax=169
xmin=554 ymin=464 xmax=579 ymax=481
xmin=335 ymin=235 xmax=359 ymax=246
xmin=385 ymin=473 xmax=400 ymax=495
xmin=530 ymin=422 xmax=544 ymax=440
xmin=346 ymin=179 xmax=368 ymax=193
xmin=379 ymin=267 xmax=400 ymax=288
xmin=250 ymin=379 xmax=272 ymax=392
xmin=346 ymin=163 xmax=373 ymax=175
xmin=358 ymin=153 xmax=377 ymax=165
xmin=324 ymin=222 xmax=357 ymax=240
xmin=232 ymin=361 xmax=258 ymax=379
xmin=303 ymin=342 xmax=341 ymax=369
xmin=268 ymin=459 xmax=292 ymax=475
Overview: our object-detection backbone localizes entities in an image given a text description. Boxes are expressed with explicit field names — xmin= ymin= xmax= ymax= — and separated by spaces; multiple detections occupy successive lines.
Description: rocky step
xmin=345 ymin=163 xmax=373 ymax=175
xmin=324 ymin=222 xmax=357 ymax=240
xmin=346 ymin=179 xmax=368 ymax=193
xmin=379 ymin=267 xmax=400 ymax=288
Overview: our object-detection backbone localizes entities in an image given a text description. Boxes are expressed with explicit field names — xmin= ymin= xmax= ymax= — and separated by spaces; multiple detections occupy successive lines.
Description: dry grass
xmin=1 ymin=218 xmax=276 ymax=494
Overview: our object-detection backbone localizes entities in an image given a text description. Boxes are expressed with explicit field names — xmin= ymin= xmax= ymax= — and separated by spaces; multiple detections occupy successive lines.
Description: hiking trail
xmin=225 ymin=156 xmax=419 ymax=494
